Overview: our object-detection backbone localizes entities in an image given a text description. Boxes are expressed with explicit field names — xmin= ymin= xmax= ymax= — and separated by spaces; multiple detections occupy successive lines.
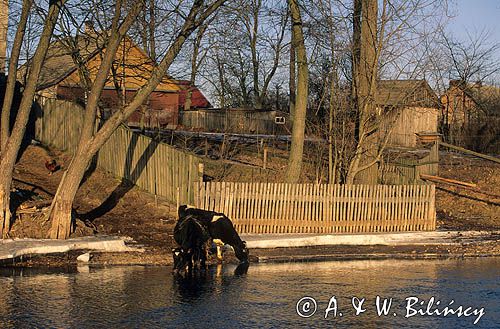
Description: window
xmin=275 ymin=116 xmax=286 ymax=124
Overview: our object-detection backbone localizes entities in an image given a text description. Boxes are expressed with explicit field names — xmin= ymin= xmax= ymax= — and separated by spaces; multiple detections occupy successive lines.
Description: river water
xmin=0 ymin=258 xmax=498 ymax=328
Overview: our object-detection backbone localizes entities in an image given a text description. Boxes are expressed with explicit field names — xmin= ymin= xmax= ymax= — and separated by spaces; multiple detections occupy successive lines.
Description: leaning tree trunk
xmin=289 ymin=38 xmax=296 ymax=120
xmin=48 ymin=149 xmax=92 ymax=239
xmin=0 ymin=174 xmax=12 ymax=238
xmin=47 ymin=0 xmax=226 ymax=239
xmin=0 ymin=0 xmax=65 ymax=237
xmin=0 ymin=0 xmax=33 ymax=153
xmin=1 ymin=0 xmax=33 ymax=235
xmin=285 ymin=0 xmax=308 ymax=183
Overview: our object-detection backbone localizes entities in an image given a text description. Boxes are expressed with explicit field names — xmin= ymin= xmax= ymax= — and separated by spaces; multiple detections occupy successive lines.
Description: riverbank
xmin=2 ymin=230 xmax=499 ymax=268
xmin=3 ymin=145 xmax=499 ymax=267
xmin=246 ymin=230 xmax=500 ymax=262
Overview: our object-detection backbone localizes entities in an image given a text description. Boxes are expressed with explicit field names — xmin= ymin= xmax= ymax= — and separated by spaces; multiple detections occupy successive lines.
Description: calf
xmin=178 ymin=205 xmax=249 ymax=263
xmin=173 ymin=214 xmax=210 ymax=273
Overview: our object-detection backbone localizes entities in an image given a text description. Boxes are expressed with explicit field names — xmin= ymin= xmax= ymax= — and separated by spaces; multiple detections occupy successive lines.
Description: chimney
xmin=84 ymin=20 xmax=94 ymax=34
xmin=0 ymin=0 xmax=8 ymax=76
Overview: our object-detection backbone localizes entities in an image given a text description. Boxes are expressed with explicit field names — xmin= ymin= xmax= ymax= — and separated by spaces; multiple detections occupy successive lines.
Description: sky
xmin=447 ymin=0 xmax=500 ymax=42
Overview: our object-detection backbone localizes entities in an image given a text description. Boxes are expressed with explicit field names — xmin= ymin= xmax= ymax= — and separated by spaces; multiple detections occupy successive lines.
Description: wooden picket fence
xmin=96 ymin=125 xmax=202 ymax=204
xmin=194 ymin=182 xmax=436 ymax=234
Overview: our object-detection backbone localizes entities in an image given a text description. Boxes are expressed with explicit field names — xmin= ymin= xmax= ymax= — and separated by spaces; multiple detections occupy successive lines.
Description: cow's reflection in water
xmin=173 ymin=263 xmax=250 ymax=302
xmin=233 ymin=262 xmax=250 ymax=276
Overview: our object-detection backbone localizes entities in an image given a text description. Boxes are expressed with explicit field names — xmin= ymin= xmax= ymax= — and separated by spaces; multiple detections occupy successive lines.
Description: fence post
xmin=198 ymin=163 xmax=204 ymax=183
xmin=429 ymin=184 xmax=436 ymax=230
xmin=176 ymin=187 xmax=180 ymax=210
xmin=263 ymin=147 xmax=268 ymax=169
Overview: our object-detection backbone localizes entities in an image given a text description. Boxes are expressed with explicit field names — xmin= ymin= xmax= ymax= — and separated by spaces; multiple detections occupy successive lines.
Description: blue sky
xmin=447 ymin=0 xmax=500 ymax=42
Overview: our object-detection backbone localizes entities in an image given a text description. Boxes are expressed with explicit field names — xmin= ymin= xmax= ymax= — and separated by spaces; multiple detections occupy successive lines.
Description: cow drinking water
xmin=177 ymin=205 xmax=249 ymax=264
xmin=173 ymin=214 xmax=211 ymax=273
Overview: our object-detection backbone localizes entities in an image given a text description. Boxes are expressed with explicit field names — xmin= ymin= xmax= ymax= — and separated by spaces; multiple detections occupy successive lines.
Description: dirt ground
xmin=10 ymin=145 xmax=178 ymax=264
xmin=6 ymin=144 xmax=500 ymax=266
xmin=435 ymin=152 xmax=500 ymax=230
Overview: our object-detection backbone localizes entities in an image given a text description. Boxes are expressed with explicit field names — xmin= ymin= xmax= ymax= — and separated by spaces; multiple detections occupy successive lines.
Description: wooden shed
xmin=377 ymin=80 xmax=440 ymax=148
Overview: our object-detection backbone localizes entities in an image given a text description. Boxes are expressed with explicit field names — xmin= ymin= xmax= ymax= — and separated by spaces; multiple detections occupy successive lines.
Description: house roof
xmin=376 ymin=79 xmax=439 ymax=108
xmin=19 ymin=32 xmax=180 ymax=92
xmin=18 ymin=34 xmax=105 ymax=91
xmin=175 ymin=80 xmax=212 ymax=108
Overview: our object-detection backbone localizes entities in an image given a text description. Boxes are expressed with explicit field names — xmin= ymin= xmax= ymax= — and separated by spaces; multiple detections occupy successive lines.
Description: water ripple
xmin=0 ymin=258 xmax=498 ymax=328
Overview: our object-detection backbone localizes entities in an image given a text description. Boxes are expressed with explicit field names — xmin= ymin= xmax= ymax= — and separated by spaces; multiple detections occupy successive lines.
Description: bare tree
xmin=438 ymin=29 xmax=500 ymax=149
xmin=48 ymin=0 xmax=225 ymax=239
xmin=285 ymin=0 xmax=308 ymax=183
xmin=441 ymin=30 xmax=500 ymax=84
xmin=301 ymin=0 xmax=450 ymax=184
xmin=1 ymin=0 xmax=66 ymax=238
xmin=1 ymin=0 xmax=33 ymax=154
xmin=198 ymin=0 xmax=288 ymax=109
xmin=243 ymin=0 xmax=288 ymax=109
xmin=345 ymin=0 xmax=379 ymax=184
xmin=184 ymin=17 xmax=214 ymax=111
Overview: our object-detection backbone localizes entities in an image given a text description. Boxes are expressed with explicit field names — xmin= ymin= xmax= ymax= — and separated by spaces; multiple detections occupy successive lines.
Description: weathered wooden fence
xmin=180 ymin=109 xmax=291 ymax=135
xmin=35 ymin=98 xmax=202 ymax=204
xmin=380 ymin=143 xmax=439 ymax=184
xmin=194 ymin=182 xmax=436 ymax=234
xmin=35 ymin=98 xmax=437 ymax=234
xmin=35 ymin=98 xmax=85 ymax=154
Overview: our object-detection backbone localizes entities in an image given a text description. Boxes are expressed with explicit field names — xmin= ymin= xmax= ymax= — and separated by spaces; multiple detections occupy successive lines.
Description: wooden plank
xmin=242 ymin=182 xmax=248 ymax=227
xmin=348 ymin=185 xmax=354 ymax=233
xmin=430 ymin=184 xmax=436 ymax=230
xmin=355 ymin=185 xmax=361 ymax=230
xmin=439 ymin=141 xmax=500 ymax=164
xmin=420 ymin=174 xmax=477 ymax=188
xmin=303 ymin=184 xmax=310 ymax=233
xmin=258 ymin=182 xmax=264 ymax=233
xmin=281 ymin=183 xmax=287 ymax=225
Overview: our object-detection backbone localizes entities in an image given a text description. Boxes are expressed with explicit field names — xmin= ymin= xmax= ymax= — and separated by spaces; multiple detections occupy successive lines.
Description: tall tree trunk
xmin=347 ymin=0 xmax=378 ymax=184
xmin=48 ymin=0 xmax=143 ymax=238
xmin=328 ymin=65 xmax=336 ymax=184
xmin=1 ymin=0 xmax=65 ymax=237
xmin=47 ymin=150 xmax=91 ymax=239
xmin=285 ymin=0 xmax=308 ymax=183
xmin=250 ymin=0 xmax=262 ymax=110
xmin=0 ymin=0 xmax=7 ymax=76
xmin=288 ymin=13 xmax=296 ymax=120
xmin=48 ymin=0 xmax=225 ymax=239
xmin=1 ymin=0 xmax=32 ymax=154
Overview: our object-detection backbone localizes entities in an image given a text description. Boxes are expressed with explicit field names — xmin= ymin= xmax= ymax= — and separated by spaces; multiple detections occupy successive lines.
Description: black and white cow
xmin=173 ymin=214 xmax=211 ymax=273
xmin=177 ymin=205 xmax=249 ymax=263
